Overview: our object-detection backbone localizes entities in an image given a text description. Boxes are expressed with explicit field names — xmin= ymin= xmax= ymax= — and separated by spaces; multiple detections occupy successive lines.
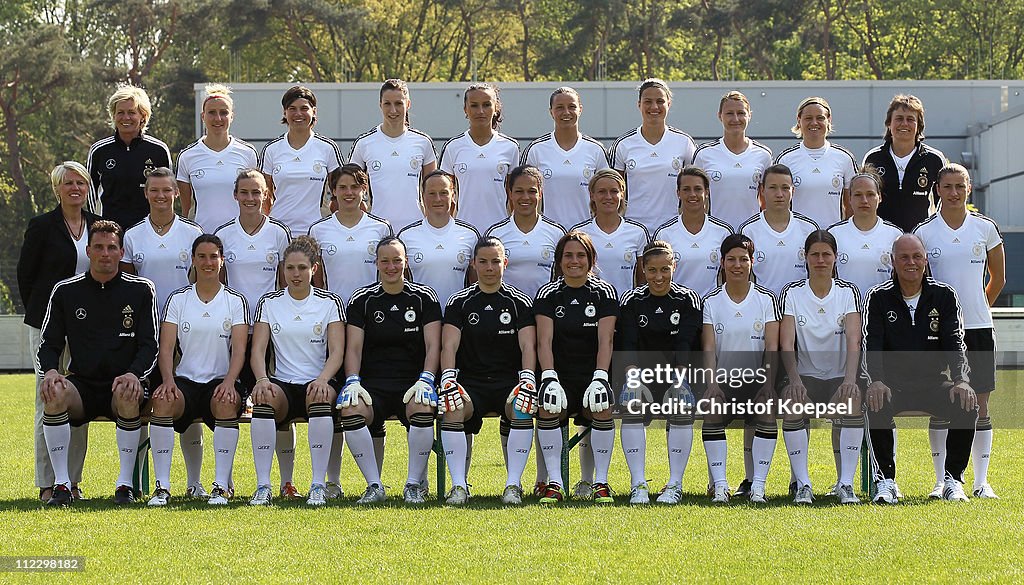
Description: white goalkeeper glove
xmin=619 ymin=379 xmax=653 ymax=409
xmin=403 ymin=371 xmax=438 ymax=407
xmin=438 ymin=368 xmax=468 ymax=415
xmin=507 ymin=369 xmax=538 ymax=416
xmin=336 ymin=374 xmax=371 ymax=409
xmin=539 ymin=369 xmax=567 ymax=415
xmin=583 ymin=369 xmax=612 ymax=413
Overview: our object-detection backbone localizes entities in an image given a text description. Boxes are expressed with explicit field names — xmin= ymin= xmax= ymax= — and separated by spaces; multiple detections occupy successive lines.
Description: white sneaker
xmin=403 ymin=482 xmax=427 ymax=504
xmin=147 ymin=484 xmax=170 ymax=507
xmin=208 ymin=483 xmax=229 ymax=505
xmin=973 ymin=483 xmax=999 ymax=499
xmin=629 ymin=483 xmax=650 ymax=505
xmin=942 ymin=477 xmax=969 ymax=502
xmin=927 ymin=480 xmax=944 ymax=499
xmin=793 ymin=484 xmax=813 ymax=505
xmin=445 ymin=485 xmax=470 ymax=506
xmin=711 ymin=484 xmax=730 ymax=504
xmin=324 ymin=482 xmax=344 ymax=500
xmin=249 ymin=485 xmax=273 ymax=506
xmin=501 ymin=484 xmax=523 ymax=505
xmin=873 ymin=479 xmax=900 ymax=504
xmin=750 ymin=483 xmax=767 ymax=504
xmin=306 ymin=484 xmax=327 ymax=506
xmin=571 ymin=480 xmax=593 ymax=500
xmin=185 ymin=483 xmax=209 ymax=499
xmin=836 ymin=484 xmax=861 ymax=505
xmin=656 ymin=483 xmax=683 ymax=504
xmin=357 ymin=483 xmax=386 ymax=505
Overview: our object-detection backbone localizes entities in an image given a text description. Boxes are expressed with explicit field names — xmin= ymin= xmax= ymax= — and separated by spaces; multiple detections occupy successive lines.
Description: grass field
xmin=3 ymin=371 xmax=1023 ymax=583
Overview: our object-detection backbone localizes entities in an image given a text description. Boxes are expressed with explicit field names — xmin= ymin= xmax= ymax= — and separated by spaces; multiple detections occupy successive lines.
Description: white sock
xmin=751 ymin=428 xmax=777 ymax=490
xmin=505 ymin=427 xmax=533 ymax=487
xmin=972 ymin=422 xmax=993 ymax=489
xmin=251 ymin=418 xmax=277 ymax=488
xmin=181 ymin=422 xmax=204 ymax=488
xmin=534 ymin=430 xmax=547 ymax=484
xmin=783 ymin=424 xmax=810 ymax=489
xmin=327 ymin=431 xmax=344 ymax=485
xmin=150 ymin=422 xmax=176 ymax=490
xmin=590 ymin=423 xmax=615 ymax=484
xmin=115 ymin=419 xmax=142 ymax=488
xmin=704 ymin=439 xmax=727 ymax=488
xmin=620 ymin=422 xmax=647 ymax=487
xmin=346 ymin=424 xmax=381 ymax=486
xmin=373 ymin=435 xmax=385 ymax=475
xmin=276 ymin=426 xmax=296 ymax=487
xmin=666 ymin=423 xmax=693 ymax=486
xmin=42 ymin=416 xmax=71 ymax=486
xmin=537 ymin=425 xmax=564 ymax=487
xmin=442 ymin=428 xmax=468 ymax=488
xmin=406 ymin=425 xmax=435 ymax=485
xmin=577 ymin=425 xmax=594 ymax=484
xmin=929 ymin=427 xmax=948 ymax=485
xmin=307 ymin=415 xmax=334 ymax=486
xmin=213 ymin=424 xmax=239 ymax=488
xmin=839 ymin=424 xmax=863 ymax=487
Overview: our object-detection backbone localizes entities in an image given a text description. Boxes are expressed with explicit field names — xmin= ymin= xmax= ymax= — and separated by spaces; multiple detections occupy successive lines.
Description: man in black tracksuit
xmin=37 ymin=221 xmax=158 ymax=507
xmin=862 ymin=234 xmax=977 ymax=503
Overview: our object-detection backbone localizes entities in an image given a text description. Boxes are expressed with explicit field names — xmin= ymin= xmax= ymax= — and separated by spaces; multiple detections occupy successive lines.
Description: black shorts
xmin=699 ymin=380 xmax=760 ymax=427
xmin=67 ymin=375 xmax=149 ymax=427
xmin=964 ymin=328 xmax=996 ymax=393
xmin=271 ymin=378 xmax=340 ymax=427
xmin=173 ymin=377 xmax=244 ymax=433
xmin=461 ymin=378 xmax=511 ymax=435
xmin=364 ymin=379 xmax=413 ymax=434
xmin=562 ymin=376 xmax=589 ymax=418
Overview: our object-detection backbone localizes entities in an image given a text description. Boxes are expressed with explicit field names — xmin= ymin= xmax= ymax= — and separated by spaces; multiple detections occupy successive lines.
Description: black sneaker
xmin=788 ymin=481 xmax=798 ymax=498
xmin=46 ymin=484 xmax=74 ymax=507
xmin=733 ymin=479 xmax=753 ymax=498
xmin=114 ymin=485 xmax=136 ymax=505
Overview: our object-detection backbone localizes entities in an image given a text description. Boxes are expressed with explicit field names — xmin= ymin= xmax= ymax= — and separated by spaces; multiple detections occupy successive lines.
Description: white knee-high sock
xmin=751 ymin=423 xmax=778 ymax=491
xmin=783 ymin=420 xmax=810 ymax=489
xmin=929 ymin=419 xmax=949 ymax=484
xmin=307 ymin=404 xmax=334 ymax=486
xmin=406 ymin=413 xmax=435 ymax=485
xmin=839 ymin=417 xmax=863 ymax=487
xmin=250 ymin=409 xmax=277 ymax=488
xmin=505 ymin=422 xmax=533 ymax=487
xmin=181 ymin=422 xmax=204 ymax=488
xmin=441 ymin=421 xmax=468 ymax=488
xmin=590 ymin=420 xmax=615 ymax=484
xmin=150 ymin=417 xmax=176 ymax=490
xmin=703 ymin=424 xmax=728 ymax=488
xmin=973 ymin=417 xmax=993 ymax=489
xmin=115 ymin=416 xmax=143 ymax=489
xmin=213 ymin=419 xmax=240 ymax=488
xmin=276 ymin=425 xmax=296 ymax=487
xmin=342 ymin=415 xmax=381 ymax=486
xmin=42 ymin=412 xmax=71 ymax=487
xmin=620 ymin=422 xmax=647 ymax=487
xmin=666 ymin=422 xmax=693 ymax=486
xmin=537 ymin=421 xmax=564 ymax=487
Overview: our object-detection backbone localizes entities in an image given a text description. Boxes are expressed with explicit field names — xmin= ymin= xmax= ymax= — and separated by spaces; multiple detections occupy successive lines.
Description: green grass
xmin=3 ymin=371 xmax=1023 ymax=583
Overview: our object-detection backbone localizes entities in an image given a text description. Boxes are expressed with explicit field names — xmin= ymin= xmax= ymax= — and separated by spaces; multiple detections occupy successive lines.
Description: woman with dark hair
xmin=533 ymin=231 xmax=619 ymax=504
xmin=260 ymin=85 xmax=345 ymax=235
xmin=18 ymin=161 xmax=97 ymax=502
xmin=337 ymin=236 xmax=442 ymax=505
xmin=439 ymin=83 xmax=520 ymax=231
xmin=779 ymin=230 xmax=863 ymax=505
xmin=249 ymin=236 xmax=346 ymax=506
xmin=349 ymin=79 xmax=437 ymax=230
xmin=148 ymin=234 xmax=250 ymax=506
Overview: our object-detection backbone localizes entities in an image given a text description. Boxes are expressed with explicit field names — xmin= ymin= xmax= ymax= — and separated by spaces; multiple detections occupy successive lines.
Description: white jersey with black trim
xmin=123 ymin=216 xmax=204 ymax=317
xmin=739 ymin=212 xmax=819 ymax=297
xmin=254 ymin=288 xmax=345 ymax=384
xmin=570 ymin=217 xmax=650 ymax=302
xmin=308 ymin=212 xmax=394 ymax=309
xmin=260 ymin=133 xmax=344 ymax=235
xmin=214 ymin=216 xmax=291 ymax=324
xmin=653 ymin=215 xmax=734 ymax=297
xmin=827 ymin=217 xmax=903 ymax=308
xmin=349 ymin=125 xmax=436 ymax=230
xmin=692 ymin=138 xmax=773 ymax=231
xmin=484 ymin=216 xmax=566 ymax=297
xmin=702 ymin=283 xmax=780 ymax=373
xmin=775 ymin=141 xmax=857 ymax=229
xmin=913 ymin=211 xmax=1002 ymax=329
xmin=781 ymin=278 xmax=859 ymax=380
xmin=176 ymin=136 xmax=260 ymax=232
xmin=163 ymin=283 xmax=249 ymax=383
xmin=521 ymin=132 xmax=608 ymax=228
xmin=610 ymin=126 xmax=696 ymax=231
xmin=438 ymin=131 xmax=520 ymax=232
xmin=398 ymin=218 xmax=480 ymax=312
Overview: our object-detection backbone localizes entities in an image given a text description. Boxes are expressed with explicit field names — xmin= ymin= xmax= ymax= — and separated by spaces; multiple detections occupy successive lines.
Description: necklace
xmin=150 ymin=216 xmax=173 ymax=234
xmin=242 ymin=215 xmax=266 ymax=236
xmin=63 ymin=214 xmax=84 ymax=240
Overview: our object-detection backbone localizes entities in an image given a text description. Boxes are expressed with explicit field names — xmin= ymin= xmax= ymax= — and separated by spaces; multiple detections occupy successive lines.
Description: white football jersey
xmin=775 ymin=141 xmax=856 ymax=229
xmin=308 ymin=212 xmax=393 ymax=308
xmin=521 ymin=132 xmax=608 ymax=228
xmin=485 ymin=216 xmax=566 ymax=297
xmin=913 ymin=212 xmax=1002 ymax=329
xmin=176 ymin=137 xmax=260 ymax=232
xmin=349 ymin=125 xmax=436 ymax=230
xmin=703 ymin=283 xmax=780 ymax=373
xmin=692 ymin=138 xmax=773 ymax=231
xmin=163 ymin=284 xmax=249 ymax=383
xmin=398 ymin=218 xmax=480 ymax=310
xmin=215 ymin=216 xmax=291 ymax=324
xmin=438 ymin=131 xmax=520 ymax=232
xmin=828 ymin=217 xmax=903 ymax=307
xmin=781 ymin=278 xmax=859 ymax=380
xmin=255 ymin=288 xmax=345 ymax=383
xmin=653 ymin=215 xmax=734 ymax=297
xmin=123 ymin=216 xmax=204 ymax=316
xmin=570 ymin=217 xmax=650 ymax=301
xmin=260 ymin=133 xmax=344 ymax=235
xmin=610 ymin=126 xmax=695 ymax=231
xmin=739 ymin=212 xmax=819 ymax=297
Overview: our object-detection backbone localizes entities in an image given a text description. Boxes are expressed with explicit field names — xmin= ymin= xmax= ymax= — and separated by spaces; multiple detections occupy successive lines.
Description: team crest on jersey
xmin=838 ymin=253 xmax=849 ymax=264
xmin=499 ymin=311 xmax=512 ymax=325
xmin=272 ymin=164 xmax=282 ymax=175
xmin=917 ymin=172 xmax=929 ymax=189
xmin=797 ymin=315 xmax=807 ymax=326
xmin=457 ymin=251 xmax=467 ymax=265
xmin=709 ymin=170 xmax=722 ymax=182
xmin=876 ymin=166 xmax=886 ymax=176
xmin=541 ymin=245 xmax=554 ymax=260
xmin=638 ymin=315 xmax=649 ymax=327
xmin=755 ymin=251 xmax=766 ymax=263
xmin=837 ymin=314 xmax=845 ymax=327
xmin=672 ymin=157 xmax=683 ymax=171
xmin=454 ymin=163 xmax=468 ymax=174
xmin=626 ymin=159 xmax=637 ymax=170
xmin=752 ymin=170 xmax=763 ymax=184
xmin=928 ymin=247 xmax=941 ymax=259
xmin=404 ymin=309 xmax=416 ymax=322
xmin=409 ymin=156 xmax=421 ymax=170
xmin=555 ymin=306 xmax=566 ymax=318
xmin=226 ymin=251 xmax=236 ymax=263
xmin=468 ymin=313 xmax=480 ymax=325
xmin=373 ymin=310 xmax=385 ymax=323
xmin=497 ymin=162 xmax=510 ymax=175
xmin=178 ymin=251 xmax=189 ymax=263
xmin=798 ymin=249 xmax=806 ymax=261
xmin=972 ymin=243 xmax=984 ymax=258
xmin=793 ymin=176 xmax=802 ymax=187
xmin=753 ymin=319 xmax=764 ymax=332
xmin=75 ymin=307 xmax=87 ymax=320
xmin=223 ymin=318 xmax=232 ymax=332
xmin=324 ymin=244 xmax=337 ymax=256
xmin=266 ymin=252 xmax=277 ymax=264
xmin=584 ymin=304 xmax=597 ymax=318
xmin=105 ymin=158 xmax=117 ymax=170
xmin=413 ymin=252 xmax=424 ymax=263
xmin=832 ymin=175 xmax=842 ymax=189
xmin=670 ymin=312 xmax=680 ymax=325
xmin=194 ymin=169 xmax=206 ymax=179
xmin=133 ymin=252 xmax=145 ymax=263
xmin=313 ymin=160 xmax=327 ymax=174
xmin=180 ymin=321 xmax=191 ymax=332
xmin=367 ymin=240 xmax=380 ymax=256
xmin=886 ymin=311 xmax=897 ymax=323
xmin=272 ymin=323 xmax=281 ymax=333
xmin=929 ymin=317 xmax=939 ymax=332
xmin=709 ymin=250 xmax=720 ymax=263
xmin=542 ymin=168 xmax=553 ymax=179
xmin=313 ymin=323 xmax=323 ymax=336
xmin=880 ymin=252 xmax=891 ymax=266
xmin=583 ymin=166 xmax=595 ymax=180
xmin=369 ymin=160 xmax=382 ymax=171
xmin=623 ymin=250 xmax=635 ymax=263
xmin=715 ymin=323 xmax=724 ymax=334
xmin=673 ymin=252 xmax=681 ymax=263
